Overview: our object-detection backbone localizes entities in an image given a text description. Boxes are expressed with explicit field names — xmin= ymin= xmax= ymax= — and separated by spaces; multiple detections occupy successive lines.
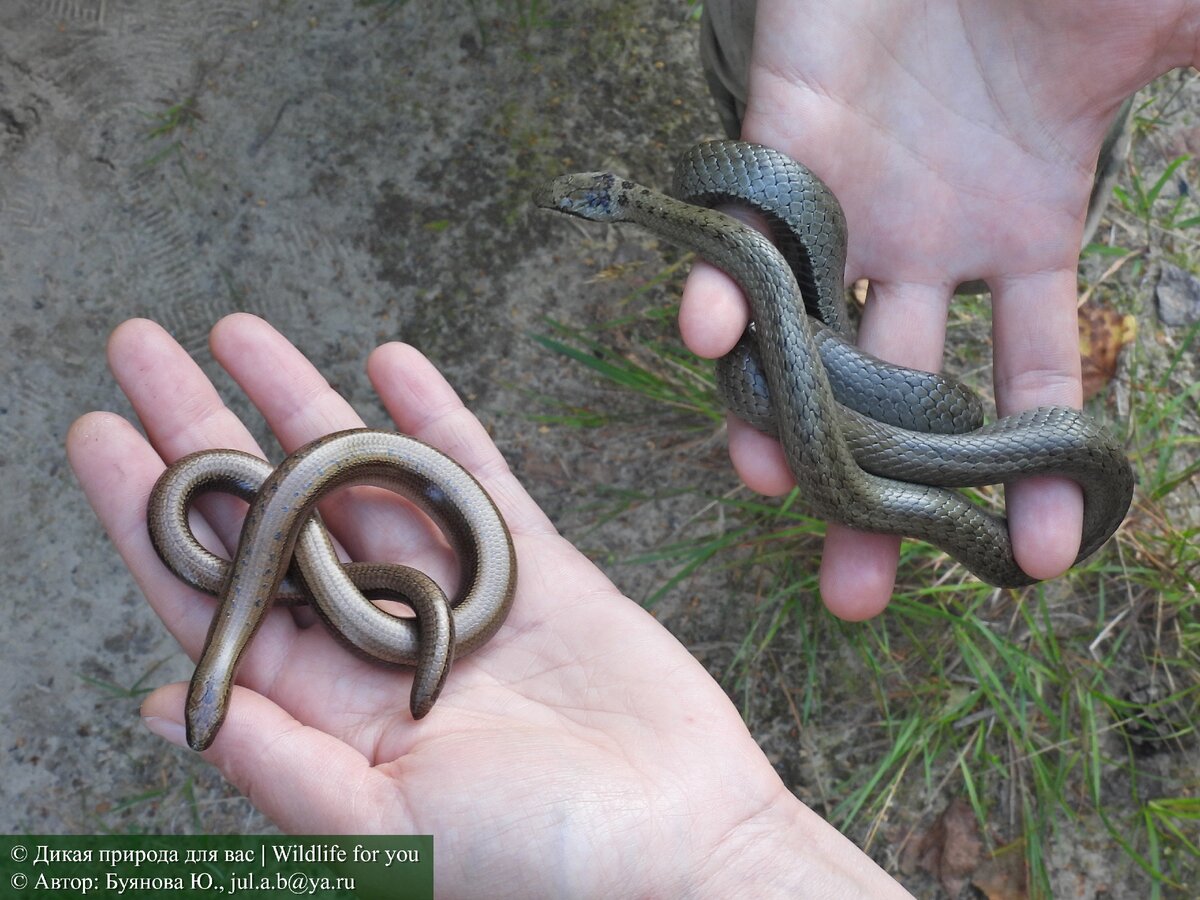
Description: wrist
xmin=684 ymin=789 xmax=914 ymax=899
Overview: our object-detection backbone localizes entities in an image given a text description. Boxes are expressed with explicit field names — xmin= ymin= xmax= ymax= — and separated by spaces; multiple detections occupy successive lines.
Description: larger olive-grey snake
xmin=536 ymin=140 xmax=1133 ymax=587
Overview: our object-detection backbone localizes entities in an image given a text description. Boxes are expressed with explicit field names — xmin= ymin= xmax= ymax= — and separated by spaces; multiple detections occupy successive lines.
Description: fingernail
xmin=142 ymin=715 xmax=188 ymax=748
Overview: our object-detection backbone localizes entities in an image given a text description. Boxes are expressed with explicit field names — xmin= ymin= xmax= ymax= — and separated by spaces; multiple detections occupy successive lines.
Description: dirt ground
xmin=2 ymin=2 xmax=1196 ymax=898
xmin=0 ymin=0 xmax=739 ymax=844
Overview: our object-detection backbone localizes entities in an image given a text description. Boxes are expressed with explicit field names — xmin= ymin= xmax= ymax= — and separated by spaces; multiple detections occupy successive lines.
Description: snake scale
xmin=535 ymin=140 xmax=1134 ymax=587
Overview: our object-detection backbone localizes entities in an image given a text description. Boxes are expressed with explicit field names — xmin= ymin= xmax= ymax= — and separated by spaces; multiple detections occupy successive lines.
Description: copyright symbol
xmin=9 ymin=845 xmax=26 ymax=862
xmin=11 ymin=872 xmax=28 ymax=890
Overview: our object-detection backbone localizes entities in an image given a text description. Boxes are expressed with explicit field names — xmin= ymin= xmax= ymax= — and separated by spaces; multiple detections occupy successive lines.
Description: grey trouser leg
xmin=698 ymin=0 xmax=755 ymax=139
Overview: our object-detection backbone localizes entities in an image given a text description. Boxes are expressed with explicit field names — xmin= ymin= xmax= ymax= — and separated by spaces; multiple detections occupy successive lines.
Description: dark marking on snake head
xmin=534 ymin=172 xmax=624 ymax=221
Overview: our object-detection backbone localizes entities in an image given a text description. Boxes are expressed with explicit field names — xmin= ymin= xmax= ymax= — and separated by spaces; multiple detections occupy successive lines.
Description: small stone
xmin=1155 ymin=261 xmax=1200 ymax=326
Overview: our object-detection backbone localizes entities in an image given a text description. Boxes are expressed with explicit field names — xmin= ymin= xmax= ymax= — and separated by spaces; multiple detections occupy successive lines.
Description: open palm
xmin=681 ymin=0 xmax=1192 ymax=617
xmin=67 ymin=315 xmax=910 ymax=898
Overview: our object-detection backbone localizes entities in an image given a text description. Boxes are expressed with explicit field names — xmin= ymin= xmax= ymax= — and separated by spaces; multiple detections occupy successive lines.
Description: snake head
xmin=533 ymin=172 xmax=629 ymax=223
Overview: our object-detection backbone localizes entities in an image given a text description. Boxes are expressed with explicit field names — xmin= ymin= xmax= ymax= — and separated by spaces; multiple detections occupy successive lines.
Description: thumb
xmin=141 ymin=683 xmax=401 ymax=832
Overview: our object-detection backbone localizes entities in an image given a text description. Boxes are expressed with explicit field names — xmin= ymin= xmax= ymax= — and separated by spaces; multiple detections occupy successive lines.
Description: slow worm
xmin=147 ymin=428 xmax=516 ymax=750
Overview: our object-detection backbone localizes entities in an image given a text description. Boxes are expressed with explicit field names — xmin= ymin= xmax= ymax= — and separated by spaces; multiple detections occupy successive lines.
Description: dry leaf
xmin=1156 ymin=261 xmax=1200 ymax=326
xmin=851 ymin=278 xmax=869 ymax=309
xmin=1078 ymin=302 xmax=1136 ymax=400
xmin=902 ymin=798 xmax=984 ymax=897
xmin=973 ymin=845 xmax=1029 ymax=900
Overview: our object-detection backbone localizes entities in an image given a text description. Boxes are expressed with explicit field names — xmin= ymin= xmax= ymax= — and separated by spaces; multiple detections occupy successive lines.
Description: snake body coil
xmin=148 ymin=428 xmax=516 ymax=751
xmin=535 ymin=140 xmax=1133 ymax=586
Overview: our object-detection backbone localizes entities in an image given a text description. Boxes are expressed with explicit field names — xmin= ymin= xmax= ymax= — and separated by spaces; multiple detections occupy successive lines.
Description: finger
xmin=678 ymin=205 xmax=769 ymax=359
xmin=679 ymin=261 xmax=750 ymax=358
xmin=108 ymin=318 xmax=263 ymax=552
xmin=991 ymin=270 xmax=1084 ymax=579
xmin=819 ymin=527 xmax=901 ymax=621
xmin=818 ymin=281 xmax=951 ymax=615
xmin=726 ymin=416 xmax=794 ymax=496
xmin=141 ymin=683 xmax=398 ymax=832
xmin=367 ymin=341 xmax=556 ymax=537
xmin=856 ymin=280 xmax=951 ymax=372
xmin=110 ymin=318 xmax=258 ymax=455
xmin=108 ymin=317 xmax=320 ymax=628
xmin=685 ymin=205 xmax=803 ymax=495
xmin=209 ymin=313 xmax=366 ymax=447
xmin=65 ymin=412 xmax=227 ymax=661
xmin=207 ymin=314 xmax=435 ymax=574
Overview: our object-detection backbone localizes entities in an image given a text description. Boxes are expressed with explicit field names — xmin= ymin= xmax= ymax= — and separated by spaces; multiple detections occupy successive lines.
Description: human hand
xmin=67 ymin=314 xmax=912 ymax=898
xmin=682 ymin=0 xmax=1192 ymax=617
